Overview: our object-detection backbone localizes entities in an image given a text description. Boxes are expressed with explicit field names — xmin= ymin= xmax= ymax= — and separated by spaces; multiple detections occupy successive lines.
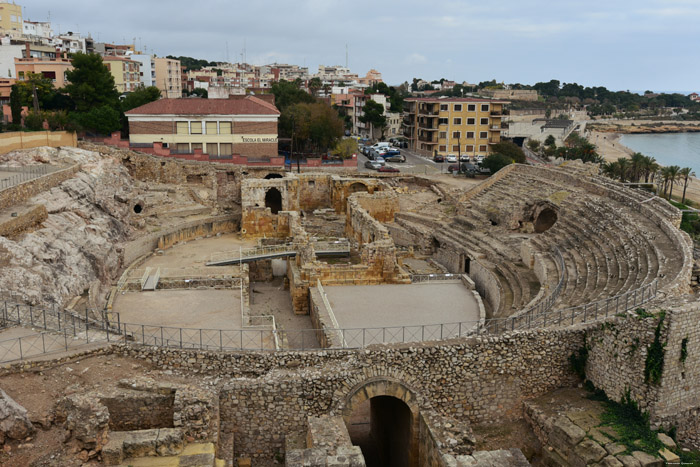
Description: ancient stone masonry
xmin=0 ymin=389 xmax=34 ymax=445
xmin=0 ymin=163 xmax=81 ymax=208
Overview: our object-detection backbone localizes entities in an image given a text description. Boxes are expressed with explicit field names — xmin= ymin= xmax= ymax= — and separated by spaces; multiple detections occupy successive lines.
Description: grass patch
xmin=634 ymin=308 xmax=654 ymax=319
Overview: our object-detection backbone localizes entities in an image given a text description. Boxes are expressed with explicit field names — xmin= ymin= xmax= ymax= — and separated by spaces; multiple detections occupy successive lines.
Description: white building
xmin=22 ymin=21 xmax=52 ymax=41
xmin=51 ymin=32 xmax=87 ymax=54
xmin=131 ymin=54 xmax=155 ymax=87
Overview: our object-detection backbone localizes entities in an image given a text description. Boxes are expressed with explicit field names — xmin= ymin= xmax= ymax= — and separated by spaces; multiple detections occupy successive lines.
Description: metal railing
xmin=0 ymin=277 xmax=658 ymax=361
xmin=410 ymin=273 xmax=463 ymax=283
xmin=208 ymin=240 xmax=350 ymax=264
xmin=0 ymin=165 xmax=61 ymax=191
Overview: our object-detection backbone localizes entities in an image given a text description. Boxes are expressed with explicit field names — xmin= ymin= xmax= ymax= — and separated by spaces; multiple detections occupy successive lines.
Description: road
xmin=356 ymin=146 xmax=455 ymax=175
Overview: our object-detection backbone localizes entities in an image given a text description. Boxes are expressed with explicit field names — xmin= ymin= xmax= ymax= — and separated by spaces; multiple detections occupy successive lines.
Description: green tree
xmin=271 ymin=79 xmax=315 ymax=112
xmin=13 ymin=72 xmax=55 ymax=110
xmin=616 ymin=157 xmax=631 ymax=183
xmin=121 ymin=86 xmax=162 ymax=112
xmin=679 ymin=167 xmax=695 ymax=204
xmin=72 ymin=105 xmax=121 ymax=135
xmin=544 ymin=135 xmax=556 ymax=147
xmin=526 ymin=139 xmax=540 ymax=152
xmin=490 ymin=141 xmax=526 ymax=164
xmin=280 ymin=102 xmax=343 ymax=154
xmin=665 ymin=165 xmax=681 ymax=200
xmin=359 ymin=100 xmax=386 ymax=140
xmin=9 ymin=84 xmax=22 ymax=126
xmin=24 ymin=110 xmax=45 ymax=131
xmin=190 ymin=88 xmax=208 ymax=98
xmin=333 ymin=138 xmax=358 ymax=159
xmin=64 ymin=53 xmax=119 ymax=113
xmin=482 ymin=153 xmax=513 ymax=174
xmin=629 ymin=152 xmax=646 ymax=182
xmin=308 ymin=77 xmax=322 ymax=97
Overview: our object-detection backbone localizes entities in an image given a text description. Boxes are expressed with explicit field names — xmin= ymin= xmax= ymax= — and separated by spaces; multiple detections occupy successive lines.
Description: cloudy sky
xmin=23 ymin=0 xmax=699 ymax=93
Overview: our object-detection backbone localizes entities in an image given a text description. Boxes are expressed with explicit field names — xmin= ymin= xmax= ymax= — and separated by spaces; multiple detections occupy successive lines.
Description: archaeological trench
xmin=0 ymin=142 xmax=698 ymax=466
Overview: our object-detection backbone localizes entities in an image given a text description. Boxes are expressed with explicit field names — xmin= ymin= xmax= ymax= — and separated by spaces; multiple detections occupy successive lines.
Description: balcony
xmin=490 ymin=110 xmax=504 ymax=117
xmin=418 ymin=134 xmax=437 ymax=143
xmin=418 ymin=108 xmax=439 ymax=116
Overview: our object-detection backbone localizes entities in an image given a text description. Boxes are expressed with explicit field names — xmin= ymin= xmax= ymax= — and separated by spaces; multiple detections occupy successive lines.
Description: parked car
xmin=364 ymin=160 xmax=384 ymax=170
xmin=446 ymin=154 xmax=458 ymax=163
xmin=459 ymin=154 xmax=470 ymax=162
xmin=475 ymin=155 xmax=485 ymax=163
xmin=384 ymin=153 xmax=405 ymax=163
xmin=385 ymin=147 xmax=401 ymax=156
xmin=378 ymin=166 xmax=400 ymax=173
xmin=449 ymin=163 xmax=479 ymax=175
xmin=433 ymin=154 xmax=444 ymax=162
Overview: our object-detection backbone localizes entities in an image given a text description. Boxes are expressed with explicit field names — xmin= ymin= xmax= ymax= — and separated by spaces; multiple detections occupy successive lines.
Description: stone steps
xmin=116 ymin=441 xmax=219 ymax=467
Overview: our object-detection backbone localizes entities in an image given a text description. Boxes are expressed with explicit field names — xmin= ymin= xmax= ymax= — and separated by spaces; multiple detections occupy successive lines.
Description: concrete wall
xmin=0 ymin=130 xmax=77 ymax=154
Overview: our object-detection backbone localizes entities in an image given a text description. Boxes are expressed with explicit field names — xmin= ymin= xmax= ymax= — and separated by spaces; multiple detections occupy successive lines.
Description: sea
xmin=619 ymin=133 xmax=700 ymax=174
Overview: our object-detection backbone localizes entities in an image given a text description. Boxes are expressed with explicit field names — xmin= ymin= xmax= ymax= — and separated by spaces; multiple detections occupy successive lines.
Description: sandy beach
xmin=591 ymin=130 xmax=700 ymax=206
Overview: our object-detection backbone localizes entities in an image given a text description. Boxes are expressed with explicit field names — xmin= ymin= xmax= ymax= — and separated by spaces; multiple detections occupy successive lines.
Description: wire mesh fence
xmin=0 ymin=165 xmax=62 ymax=191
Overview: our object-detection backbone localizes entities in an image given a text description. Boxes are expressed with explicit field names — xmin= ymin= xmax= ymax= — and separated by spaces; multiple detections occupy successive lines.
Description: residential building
xmin=154 ymin=57 xmax=181 ymax=98
xmin=358 ymin=69 xmax=383 ymax=87
xmin=94 ymin=42 xmax=135 ymax=57
xmin=125 ymin=96 xmax=280 ymax=158
xmin=14 ymin=54 xmax=72 ymax=87
xmin=131 ymin=54 xmax=155 ymax=87
xmin=0 ymin=41 xmax=57 ymax=78
xmin=267 ymin=63 xmax=308 ymax=82
xmin=22 ymin=21 xmax=52 ymax=41
xmin=689 ymin=93 xmax=700 ymax=102
xmin=0 ymin=1 xmax=22 ymax=37
xmin=402 ymin=97 xmax=508 ymax=157
xmin=386 ymin=112 xmax=402 ymax=137
xmin=103 ymin=56 xmax=141 ymax=93
xmin=51 ymin=32 xmax=89 ymax=54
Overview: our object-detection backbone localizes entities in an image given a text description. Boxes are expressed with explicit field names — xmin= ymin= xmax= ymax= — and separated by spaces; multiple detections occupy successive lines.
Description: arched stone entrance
xmin=263 ymin=173 xmax=283 ymax=179
xmin=264 ymin=187 xmax=283 ymax=214
xmin=341 ymin=378 xmax=420 ymax=467
xmin=348 ymin=182 xmax=368 ymax=194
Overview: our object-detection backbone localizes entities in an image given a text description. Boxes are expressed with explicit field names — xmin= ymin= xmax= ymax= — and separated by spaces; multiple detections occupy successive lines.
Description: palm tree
xmin=667 ymin=165 xmax=681 ymax=200
xmin=616 ymin=157 xmax=631 ymax=183
xmin=602 ymin=161 xmax=620 ymax=180
xmin=630 ymin=153 xmax=645 ymax=183
xmin=679 ymin=167 xmax=695 ymax=204
xmin=660 ymin=167 xmax=671 ymax=197
xmin=643 ymin=156 xmax=659 ymax=183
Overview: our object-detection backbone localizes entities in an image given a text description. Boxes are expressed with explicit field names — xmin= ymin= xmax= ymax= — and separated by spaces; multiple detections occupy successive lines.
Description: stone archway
xmin=341 ymin=378 xmax=420 ymax=467
xmin=348 ymin=182 xmax=368 ymax=194
xmin=264 ymin=187 xmax=283 ymax=214
xmin=264 ymin=173 xmax=283 ymax=179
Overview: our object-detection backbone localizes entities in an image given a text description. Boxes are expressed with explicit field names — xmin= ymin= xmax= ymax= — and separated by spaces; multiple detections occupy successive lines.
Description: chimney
xmin=25 ymin=42 xmax=30 ymax=59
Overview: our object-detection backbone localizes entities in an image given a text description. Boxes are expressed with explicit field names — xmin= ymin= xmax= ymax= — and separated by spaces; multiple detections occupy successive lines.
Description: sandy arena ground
xmin=324 ymin=282 xmax=480 ymax=345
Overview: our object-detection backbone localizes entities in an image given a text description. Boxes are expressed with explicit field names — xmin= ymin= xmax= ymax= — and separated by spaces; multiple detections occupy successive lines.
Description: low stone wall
xmin=0 ymin=131 xmax=77 ymax=154
xmin=469 ymin=261 xmax=502 ymax=319
xmin=308 ymin=287 xmax=343 ymax=349
xmin=0 ymin=164 xmax=80 ymax=208
xmin=418 ymin=409 xmax=475 ymax=466
xmin=121 ymin=215 xmax=237 ymax=267
xmin=0 ymin=204 xmax=47 ymax=237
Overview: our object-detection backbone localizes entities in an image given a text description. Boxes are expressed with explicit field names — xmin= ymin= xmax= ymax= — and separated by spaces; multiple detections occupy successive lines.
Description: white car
xmin=446 ymin=154 xmax=458 ymax=163
xmin=475 ymin=155 xmax=485 ymax=163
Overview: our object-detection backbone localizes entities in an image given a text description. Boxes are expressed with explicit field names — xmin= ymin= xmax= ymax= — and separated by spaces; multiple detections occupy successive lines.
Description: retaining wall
xmin=0 ymin=164 xmax=80 ymax=208
xmin=0 ymin=131 xmax=77 ymax=154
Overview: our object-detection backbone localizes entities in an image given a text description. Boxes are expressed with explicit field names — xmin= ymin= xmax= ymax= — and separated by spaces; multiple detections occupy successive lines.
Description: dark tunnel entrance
xmin=534 ymin=207 xmax=558 ymax=233
xmin=347 ymin=396 xmax=412 ymax=467
xmin=264 ymin=187 xmax=283 ymax=214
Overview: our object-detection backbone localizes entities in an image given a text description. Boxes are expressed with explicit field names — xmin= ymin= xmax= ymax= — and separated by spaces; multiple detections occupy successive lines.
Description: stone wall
xmin=121 ymin=215 xmax=238 ymax=267
xmin=0 ymin=204 xmax=47 ymax=238
xmin=331 ymin=177 xmax=382 ymax=213
xmin=116 ymin=326 xmax=584 ymax=463
xmin=309 ymin=286 xmax=344 ymax=348
xmin=0 ymin=164 xmax=80 ymax=208
xmin=0 ymin=131 xmax=77 ymax=154
xmin=418 ymin=409 xmax=475 ymax=467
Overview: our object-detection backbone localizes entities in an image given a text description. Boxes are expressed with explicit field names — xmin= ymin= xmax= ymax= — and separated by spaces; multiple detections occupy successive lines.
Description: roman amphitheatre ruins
xmin=0 ymin=141 xmax=698 ymax=467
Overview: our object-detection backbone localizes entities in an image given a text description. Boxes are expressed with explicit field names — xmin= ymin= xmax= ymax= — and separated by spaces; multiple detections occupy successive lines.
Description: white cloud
xmin=406 ymin=53 xmax=427 ymax=65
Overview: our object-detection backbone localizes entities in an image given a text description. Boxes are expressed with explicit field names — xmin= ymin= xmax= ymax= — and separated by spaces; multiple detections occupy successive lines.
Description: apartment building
xmin=14 ymin=54 xmax=72 ymax=87
xmin=0 ymin=1 xmax=22 ymax=37
xmin=125 ymin=96 xmax=280 ymax=158
xmin=103 ymin=56 xmax=141 ymax=93
xmin=154 ymin=57 xmax=181 ymax=98
xmin=22 ymin=21 xmax=52 ymax=41
xmin=403 ymin=97 xmax=508 ymax=157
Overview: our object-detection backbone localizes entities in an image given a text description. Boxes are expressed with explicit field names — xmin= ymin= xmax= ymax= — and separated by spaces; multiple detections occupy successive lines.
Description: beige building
xmin=14 ymin=55 xmax=72 ymax=88
xmin=480 ymin=89 xmax=538 ymax=101
xmin=103 ymin=56 xmax=141 ymax=93
xmin=403 ymin=97 xmax=508 ymax=157
xmin=154 ymin=57 xmax=182 ymax=98
xmin=0 ymin=1 xmax=22 ymax=37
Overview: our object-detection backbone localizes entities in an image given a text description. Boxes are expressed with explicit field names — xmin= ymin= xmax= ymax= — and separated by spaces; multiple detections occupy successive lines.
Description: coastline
xmin=591 ymin=130 xmax=700 ymax=206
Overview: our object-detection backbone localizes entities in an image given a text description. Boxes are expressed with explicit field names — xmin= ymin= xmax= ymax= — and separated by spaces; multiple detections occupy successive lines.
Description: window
xmin=479 ymin=132 xmax=488 ymax=139
xmin=206 ymin=143 xmax=218 ymax=155
xmin=466 ymin=145 xmax=474 ymax=152
xmin=438 ymin=118 xmax=448 ymax=125
xmin=220 ymin=143 xmax=233 ymax=156
xmin=452 ymin=131 xmax=460 ymax=139
xmin=176 ymin=143 xmax=190 ymax=153
xmin=468 ymin=104 xmax=476 ymax=111
xmin=452 ymin=145 xmax=460 ymax=151
xmin=17 ymin=71 xmax=24 ymax=80
xmin=10 ymin=15 xmax=17 ymax=22
xmin=439 ymin=132 xmax=446 ymax=139
xmin=220 ymin=122 xmax=232 ymax=134
xmin=467 ymin=118 xmax=475 ymax=125
xmin=176 ymin=121 xmax=188 ymax=135
xmin=191 ymin=143 xmax=203 ymax=152
xmin=439 ymin=145 xmax=446 ymax=152
xmin=454 ymin=104 xmax=462 ymax=111
xmin=481 ymin=104 xmax=489 ymax=112
xmin=440 ymin=104 xmax=448 ymax=111
xmin=466 ymin=131 xmax=475 ymax=139
xmin=453 ymin=118 xmax=462 ymax=125
xmin=206 ymin=121 xmax=218 ymax=134
xmin=480 ymin=118 xmax=489 ymax=125
xmin=191 ymin=121 xmax=202 ymax=134
xmin=479 ymin=145 xmax=487 ymax=152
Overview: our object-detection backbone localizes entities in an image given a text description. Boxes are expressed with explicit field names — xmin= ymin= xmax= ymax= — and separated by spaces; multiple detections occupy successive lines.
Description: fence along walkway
xmin=206 ymin=240 xmax=351 ymax=266
xmin=0 ymin=164 xmax=62 ymax=191
xmin=0 ymin=276 xmax=658 ymax=362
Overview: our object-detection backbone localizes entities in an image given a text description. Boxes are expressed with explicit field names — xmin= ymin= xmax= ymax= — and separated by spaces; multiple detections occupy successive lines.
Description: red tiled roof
xmin=405 ymin=97 xmax=509 ymax=103
xmin=125 ymin=96 xmax=280 ymax=116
